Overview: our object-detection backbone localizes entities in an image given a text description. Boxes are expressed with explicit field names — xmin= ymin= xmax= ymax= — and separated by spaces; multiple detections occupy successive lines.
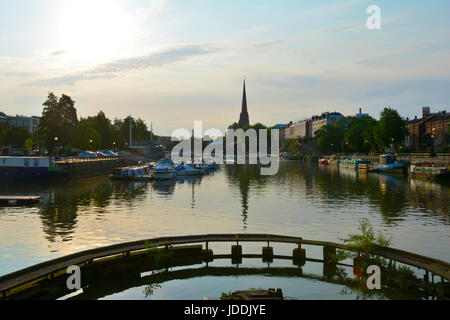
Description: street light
xmin=54 ymin=137 xmax=59 ymax=157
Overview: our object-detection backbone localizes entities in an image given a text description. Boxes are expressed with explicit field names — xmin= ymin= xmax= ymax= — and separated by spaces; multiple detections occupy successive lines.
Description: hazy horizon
xmin=1 ymin=0 xmax=449 ymax=136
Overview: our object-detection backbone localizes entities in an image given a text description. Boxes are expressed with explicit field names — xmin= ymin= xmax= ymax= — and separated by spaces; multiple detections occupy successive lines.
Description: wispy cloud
xmin=31 ymin=44 xmax=217 ymax=86
xmin=49 ymin=50 xmax=66 ymax=56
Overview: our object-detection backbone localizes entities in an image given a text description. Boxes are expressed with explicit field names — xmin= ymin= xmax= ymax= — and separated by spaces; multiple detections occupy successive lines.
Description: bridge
xmin=1 ymin=234 xmax=449 ymax=299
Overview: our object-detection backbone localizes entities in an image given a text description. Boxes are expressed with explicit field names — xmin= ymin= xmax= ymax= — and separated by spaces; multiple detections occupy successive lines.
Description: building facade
xmin=0 ymin=113 xmax=41 ymax=133
xmin=311 ymin=112 xmax=344 ymax=137
xmin=406 ymin=107 xmax=449 ymax=152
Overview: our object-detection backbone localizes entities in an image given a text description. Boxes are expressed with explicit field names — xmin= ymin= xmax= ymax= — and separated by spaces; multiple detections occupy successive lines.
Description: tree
xmin=374 ymin=108 xmax=408 ymax=151
xmin=4 ymin=127 xmax=30 ymax=148
xmin=25 ymin=138 xmax=34 ymax=151
xmin=316 ymin=124 xmax=345 ymax=153
xmin=0 ymin=126 xmax=5 ymax=145
xmin=343 ymin=116 xmax=378 ymax=152
xmin=73 ymin=120 xmax=100 ymax=150
xmin=37 ymin=92 xmax=79 ymax=153
xmin=84 ymin=111 xmax=114 ymax=148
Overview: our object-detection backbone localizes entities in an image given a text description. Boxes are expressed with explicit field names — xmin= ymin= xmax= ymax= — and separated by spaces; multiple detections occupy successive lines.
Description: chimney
xmin=422 ymin=106 xmax=430 ymax=118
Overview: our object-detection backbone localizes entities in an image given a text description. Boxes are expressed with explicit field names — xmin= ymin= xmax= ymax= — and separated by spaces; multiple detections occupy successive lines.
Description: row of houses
xmin=0 ymin=112 xmax=41 ymax=133
xmin=274 ymin=106 xmax=449 ymax=152
xmin=275 ymin=111 xmax=350 ymax=141
xmin=405 ymin=107 xmax=450 ymax=152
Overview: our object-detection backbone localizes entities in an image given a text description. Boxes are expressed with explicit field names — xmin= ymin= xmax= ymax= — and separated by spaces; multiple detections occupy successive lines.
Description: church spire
xmin=238 ymin=79 xmax=249 ymax=126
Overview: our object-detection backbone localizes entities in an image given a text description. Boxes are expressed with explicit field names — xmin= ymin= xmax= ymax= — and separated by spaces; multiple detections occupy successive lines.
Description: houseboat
xmin=409 ymin=162 xmax=449 ymax=179
xmin=0 ymin=156 xmax=68 ymax=180
xmin=370 ymin=154 xmax=406 ymax=174
xmin=153 ymin=158 xmax=177 ymax=180
xmin=338 ymin=158 xmax=371 ymax=171
xmin=110 ymin=164 xmax=153 ymax=181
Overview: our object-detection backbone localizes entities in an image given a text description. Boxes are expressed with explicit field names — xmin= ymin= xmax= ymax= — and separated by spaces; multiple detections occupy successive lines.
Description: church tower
xmin=238 ymin=80 xmax=250 ymax=127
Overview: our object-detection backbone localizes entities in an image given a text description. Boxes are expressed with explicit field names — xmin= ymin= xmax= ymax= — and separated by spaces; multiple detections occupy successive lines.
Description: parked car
xmin=96 ymin=151 xmax=108 ymax=158
xmin=79 ymin=151 xmax=97 ymax=158
xmin=30 ymin=150 xmax=41 ymax=157
xmin=98 ymin=150 xmax=119 ymax=157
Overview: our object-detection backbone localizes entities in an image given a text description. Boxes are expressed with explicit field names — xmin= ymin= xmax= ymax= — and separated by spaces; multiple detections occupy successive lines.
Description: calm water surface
xmin=0 ymin=161 xmax=449 ymax=298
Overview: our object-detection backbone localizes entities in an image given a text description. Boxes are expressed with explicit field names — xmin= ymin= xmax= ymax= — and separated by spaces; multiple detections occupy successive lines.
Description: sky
xmin=0 ymin=0 xmax=449 ymax=136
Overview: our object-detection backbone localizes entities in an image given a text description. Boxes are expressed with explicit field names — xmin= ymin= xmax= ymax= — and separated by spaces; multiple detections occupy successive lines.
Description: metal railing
xmin=1 ymin=234 xmax=449 ymax=296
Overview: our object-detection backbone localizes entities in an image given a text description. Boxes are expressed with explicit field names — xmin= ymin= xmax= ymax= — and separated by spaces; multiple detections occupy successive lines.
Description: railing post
xmin=232 ymin=234 xmax=242 ymax=265
xmin=323 ymin=246 xmax=337 ymax=277
xmin=293 ymin=243 xmax=306 ymax=266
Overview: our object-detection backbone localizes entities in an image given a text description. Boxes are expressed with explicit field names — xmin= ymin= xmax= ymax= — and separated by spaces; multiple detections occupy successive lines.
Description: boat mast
xmin=129 ymin=116 xmax=132 ymax=146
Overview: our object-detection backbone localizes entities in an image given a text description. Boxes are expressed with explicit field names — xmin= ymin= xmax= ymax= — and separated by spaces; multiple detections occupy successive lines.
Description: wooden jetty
xmin=0 ymin=234 xmax=449 ymax=299
xmin=0 ymin=196 xmax=41 ymax=206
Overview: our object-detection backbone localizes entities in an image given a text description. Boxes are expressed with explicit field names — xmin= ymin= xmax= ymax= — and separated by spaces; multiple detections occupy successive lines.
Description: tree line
xmin=1 ymin=92 xmax=156 ymax=154
xmin=315 ymin=107 xmax=408 ymax=153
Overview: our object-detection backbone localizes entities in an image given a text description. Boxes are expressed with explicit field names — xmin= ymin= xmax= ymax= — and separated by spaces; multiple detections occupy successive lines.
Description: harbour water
xmin=0 ymin=161 xmax=449 ymax=299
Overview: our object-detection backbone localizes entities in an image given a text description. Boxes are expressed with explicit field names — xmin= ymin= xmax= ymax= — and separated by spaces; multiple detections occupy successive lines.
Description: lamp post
xmin=54 ymin=137 xmax=59 ymax=157
xmin=431 ymin=134 xmax=435 ymax=155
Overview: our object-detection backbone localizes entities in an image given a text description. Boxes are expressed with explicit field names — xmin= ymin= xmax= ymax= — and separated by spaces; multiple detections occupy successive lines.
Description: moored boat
xmin=328 ymin=155 xmax=340 ymax=167
xmin=319 ymin=158 xmax=329 ymax=165
xmin=153 ymin=158 xmax=176 ymax=180
xmin=0 ymin=156 xmax=68 ymax=180
xmin=110 ymin=164 xmax=153 ymax=181
xmin=370 ymin=154 xmax=406 ymax=174
xmin=409 ymin=162 xmax=449 ymax=179
xmin=338 ymin=158 xmax=371 ymax=170
xmin=175 ymin=163 xmax=202 ymax=176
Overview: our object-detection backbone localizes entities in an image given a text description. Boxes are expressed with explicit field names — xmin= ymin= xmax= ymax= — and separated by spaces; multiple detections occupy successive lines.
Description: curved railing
xmin=1 ymin=234 xmax=449 ymax=298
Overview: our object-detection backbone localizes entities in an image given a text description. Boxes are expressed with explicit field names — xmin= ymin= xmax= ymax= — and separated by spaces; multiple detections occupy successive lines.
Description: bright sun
xmin=57 ymin=0 xmax=135 ymax=63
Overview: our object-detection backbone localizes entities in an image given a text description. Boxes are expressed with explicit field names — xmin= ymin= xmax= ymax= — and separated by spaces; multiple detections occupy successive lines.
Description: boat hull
xmin=0 ymin=167 xmax=68 ymax=180
xmin=153 ymin=171 xmax=176 ymax=180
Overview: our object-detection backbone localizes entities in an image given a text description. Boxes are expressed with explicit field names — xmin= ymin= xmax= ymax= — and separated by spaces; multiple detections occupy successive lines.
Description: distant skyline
xmin=1 ymin=0 xmax=449 ymax=135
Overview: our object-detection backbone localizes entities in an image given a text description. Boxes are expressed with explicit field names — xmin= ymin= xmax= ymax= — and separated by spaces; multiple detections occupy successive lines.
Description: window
xmin=24 ymin=159 xmax=30 ymax=167
xmin=34 ymin=159 xmax=39 ymax=167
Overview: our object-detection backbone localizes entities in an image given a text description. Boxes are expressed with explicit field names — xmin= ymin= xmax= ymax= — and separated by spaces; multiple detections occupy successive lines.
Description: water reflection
xmin=224 ymin=165 xmax=270 ymax=230
xmin=152 ymin=180 xmax=176 ymax=198
xmin=0 ymin=161 xmax=449 ymax=275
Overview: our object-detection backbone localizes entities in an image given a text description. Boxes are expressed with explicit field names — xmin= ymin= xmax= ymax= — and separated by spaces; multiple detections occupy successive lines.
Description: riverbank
xmin=288 ymin=153 xmax=450 ymax=167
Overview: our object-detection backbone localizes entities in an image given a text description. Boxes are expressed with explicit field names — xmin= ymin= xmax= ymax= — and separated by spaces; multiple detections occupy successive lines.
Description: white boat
xmin=175 ymin=163 xmax=202 ymax=176
xmin=110 ymin=164 xmax=153 ymax=181
xmin=153 ymin=158 xmax=176 ymax=180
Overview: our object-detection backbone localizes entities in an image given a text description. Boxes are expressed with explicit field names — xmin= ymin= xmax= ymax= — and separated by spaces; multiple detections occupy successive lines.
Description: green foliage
xmin=315 ymin=124 xmax=345 ymax=153
xmin=374 ymin=108 xmax=408 ymax=151
xmin=4 ymin=127 xmax=30 ymax=148
xmin=281 ymin=138 xmax=300 ymax=155
xmin=221 ymin=292 xmax=233 ymax=299
xmin=24 ymin=138 xmax=34 ymax=151
xmin=37 ymin=92 xmax=78 ymax=153
xmin=332 ymin=218 xmax=390 ymax=269
xmin=145 ymin=241 xmax=173 ymax=268
xmin=83 ymin=111 xmax=114 ymax=148
xmin=343 ymin=116 xmax=378 ymax=152
xmin=0 ymin=125 xmax=6 ymax=145
xmin=74 ymin=120 xmax=100 ymax=150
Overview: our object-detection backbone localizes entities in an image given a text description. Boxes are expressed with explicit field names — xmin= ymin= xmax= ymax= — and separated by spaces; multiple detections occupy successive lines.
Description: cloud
xmin=49 ymin=50 xmax=66 ymax=56
xmin=32 ymin=44 xmax=217 ymax=86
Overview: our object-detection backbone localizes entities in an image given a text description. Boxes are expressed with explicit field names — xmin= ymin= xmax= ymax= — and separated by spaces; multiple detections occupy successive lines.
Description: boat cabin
xmin=380 ymin=154 xmax=398 ymax=166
